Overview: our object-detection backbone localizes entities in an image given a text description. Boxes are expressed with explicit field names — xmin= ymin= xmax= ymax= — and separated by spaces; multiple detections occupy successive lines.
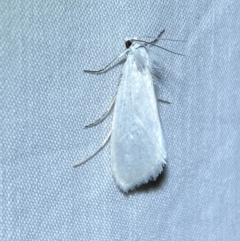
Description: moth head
xmin=125 ymin=40 xmax=132 ymax=49
xmin=124 ymin=37 xmax=138 ymax=49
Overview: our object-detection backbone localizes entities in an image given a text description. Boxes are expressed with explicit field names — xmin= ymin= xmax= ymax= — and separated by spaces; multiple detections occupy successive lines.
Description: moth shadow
xmin=124 ymin=165 xmax=168 ymax=195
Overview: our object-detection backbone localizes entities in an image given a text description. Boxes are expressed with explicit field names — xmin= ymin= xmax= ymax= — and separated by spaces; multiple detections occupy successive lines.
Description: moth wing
xmin=111 ymin=49 xmax=166 ymax=192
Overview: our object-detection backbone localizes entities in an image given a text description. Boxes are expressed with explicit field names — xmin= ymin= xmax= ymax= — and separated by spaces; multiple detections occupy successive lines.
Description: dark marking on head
xmin=125 ymin=40 xmax=132 ymax=49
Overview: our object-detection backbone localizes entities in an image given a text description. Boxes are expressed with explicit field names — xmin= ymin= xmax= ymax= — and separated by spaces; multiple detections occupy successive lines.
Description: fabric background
xmin=1 ymin=0 xmax=240 ymax=240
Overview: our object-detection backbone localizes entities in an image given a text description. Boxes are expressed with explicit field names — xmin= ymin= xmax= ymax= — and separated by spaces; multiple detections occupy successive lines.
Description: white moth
xmin=74 ymin=30 xmax=184 ymax=192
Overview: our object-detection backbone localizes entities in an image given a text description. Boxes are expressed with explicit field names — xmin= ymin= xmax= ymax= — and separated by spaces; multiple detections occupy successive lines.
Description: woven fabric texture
xmin=1 ymin=0 xmax=240 ymax=240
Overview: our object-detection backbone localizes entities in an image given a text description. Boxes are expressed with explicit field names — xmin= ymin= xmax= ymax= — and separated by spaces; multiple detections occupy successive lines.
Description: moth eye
xmin=125 ymin=40 xmax=132 ymax=49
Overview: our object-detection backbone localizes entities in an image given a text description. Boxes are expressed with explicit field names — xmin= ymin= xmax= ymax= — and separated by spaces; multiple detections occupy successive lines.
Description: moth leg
xmin=84 ymin=94 xmax=117 ymax=128
xmin=84 ymin=49 xmax=128 ymax=74
xmin=150 ymin=29 xmax=165 ymax=44
xmin=136 ymin=29 xmax=185 ymax=56
xmin=158 ymin=98 xmax=171 ymax=104
xmin=74 ymin=130 xmax=111 ymax=168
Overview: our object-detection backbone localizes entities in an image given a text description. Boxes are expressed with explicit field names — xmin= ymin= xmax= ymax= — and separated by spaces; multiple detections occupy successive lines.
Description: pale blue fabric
xmin=1 ymin=0 xmax=240 ymax=240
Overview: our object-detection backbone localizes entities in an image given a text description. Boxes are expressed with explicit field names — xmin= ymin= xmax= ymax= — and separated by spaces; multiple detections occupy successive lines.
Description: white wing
xmin=111 ymin=47 xmax=166 ymax=192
